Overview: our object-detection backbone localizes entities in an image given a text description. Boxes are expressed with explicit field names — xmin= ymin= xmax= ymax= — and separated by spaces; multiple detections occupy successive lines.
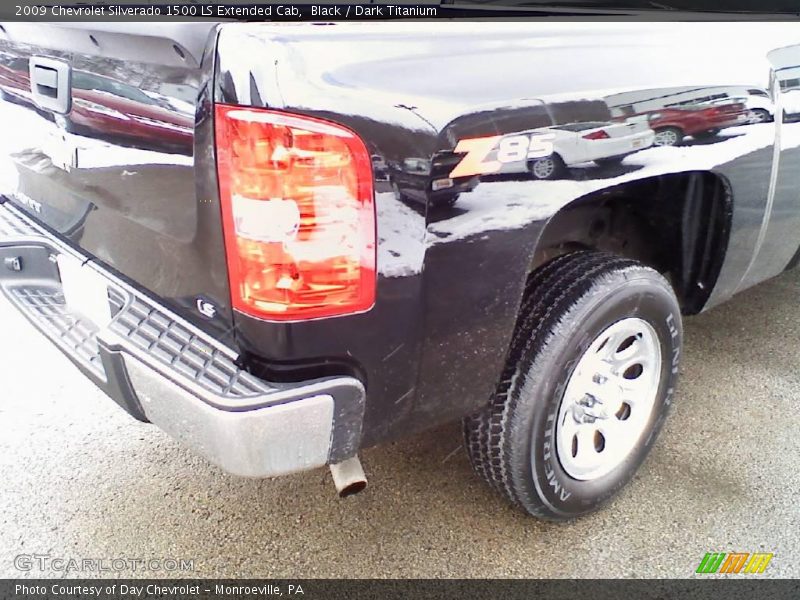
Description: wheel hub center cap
xmin=572 ymin=393 xmax=610 ymax=423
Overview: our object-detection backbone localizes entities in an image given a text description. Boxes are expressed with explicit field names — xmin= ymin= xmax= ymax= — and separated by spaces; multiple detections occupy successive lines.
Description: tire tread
xmin=464 ymin=251 xmax=655 ymax=518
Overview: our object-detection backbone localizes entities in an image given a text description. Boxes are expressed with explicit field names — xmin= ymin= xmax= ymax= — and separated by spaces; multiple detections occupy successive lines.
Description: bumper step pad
xmin=0 ymin=200 xmax=365 ymax=476
xmin=10 ymin=285 xmax=106 ymax=377
xmin=112 ymin=297 xmax=269 ymax=399
xmin=0 ymin=201 xmax=278 ymax=404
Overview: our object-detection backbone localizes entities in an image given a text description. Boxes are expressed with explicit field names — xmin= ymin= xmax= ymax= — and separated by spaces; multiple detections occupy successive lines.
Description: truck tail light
xmin=583 ymin=130 xmax=610 ymax=140
xmin=214 ymin=105 xmax=375 ymax=321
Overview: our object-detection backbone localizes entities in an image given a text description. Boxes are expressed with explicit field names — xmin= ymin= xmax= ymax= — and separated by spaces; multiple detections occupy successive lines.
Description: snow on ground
xmin=375 ymin=191 xmax=425 ymax=278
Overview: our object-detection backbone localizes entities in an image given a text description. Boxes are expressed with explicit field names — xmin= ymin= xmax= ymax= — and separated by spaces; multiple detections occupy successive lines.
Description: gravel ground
xmin=1 ymin=268 xmax=799 ymax=579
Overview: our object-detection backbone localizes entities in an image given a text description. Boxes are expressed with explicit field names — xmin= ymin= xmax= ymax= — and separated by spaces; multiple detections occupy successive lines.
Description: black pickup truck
xmin=1 ymin=22 xmax=799 ymax=520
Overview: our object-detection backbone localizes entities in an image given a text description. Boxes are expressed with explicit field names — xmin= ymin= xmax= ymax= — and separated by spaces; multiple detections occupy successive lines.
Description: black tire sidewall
xmin=515 ymin=274 xmax=681 ymax=518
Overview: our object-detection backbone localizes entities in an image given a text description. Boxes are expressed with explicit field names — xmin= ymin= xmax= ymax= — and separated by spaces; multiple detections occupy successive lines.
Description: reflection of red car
xmin=67 ymin=71 xmax=192 ymax=150
xmin=0 ymin=56 xmax=192 ymax=152
xmin=638 ymin=103 xmax=748 ymax=146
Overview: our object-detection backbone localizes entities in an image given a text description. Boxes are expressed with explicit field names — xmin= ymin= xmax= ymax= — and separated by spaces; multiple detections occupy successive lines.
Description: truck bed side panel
xmin=216 ymin=23 xmax=800 ymax=444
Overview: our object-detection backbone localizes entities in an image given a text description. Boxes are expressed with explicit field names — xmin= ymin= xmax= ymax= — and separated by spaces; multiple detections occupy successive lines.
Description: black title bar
xmin=3 ymin=1 xmax=800 ymax=21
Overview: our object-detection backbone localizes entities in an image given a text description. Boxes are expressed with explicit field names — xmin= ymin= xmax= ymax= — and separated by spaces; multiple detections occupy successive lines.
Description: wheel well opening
xmin=532 ymin=172 xmax=732 ymax=314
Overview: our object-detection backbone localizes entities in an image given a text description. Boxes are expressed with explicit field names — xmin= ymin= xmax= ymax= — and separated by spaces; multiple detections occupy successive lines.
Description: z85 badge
xmin=449 ymin=132 xmax=555 ymax=178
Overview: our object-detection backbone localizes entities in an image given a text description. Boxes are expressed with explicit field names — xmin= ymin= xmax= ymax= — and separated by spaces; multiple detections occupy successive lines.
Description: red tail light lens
xmin=214 ymin=105 xmax=375 ymax=321
xmin=583 ymin=130 xmax=610 ymax=140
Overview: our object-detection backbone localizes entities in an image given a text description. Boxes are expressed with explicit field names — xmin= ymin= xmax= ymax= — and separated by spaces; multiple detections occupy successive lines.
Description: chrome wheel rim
xmin=555 ymin=317 xmax=662 ymax=481
xmin=653 ymin=129 xmax=678 ymax=146
xmin=532 ymin=158 xmax=556 ymax=179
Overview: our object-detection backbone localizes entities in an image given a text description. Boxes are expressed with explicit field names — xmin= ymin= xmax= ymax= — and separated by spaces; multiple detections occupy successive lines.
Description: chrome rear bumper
xmin=0 ymin=200 xmax=365 ymax=477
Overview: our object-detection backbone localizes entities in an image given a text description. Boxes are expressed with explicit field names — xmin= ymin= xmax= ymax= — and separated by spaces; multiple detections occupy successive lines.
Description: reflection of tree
xmin=73 ymin=56 xmax=146 ymax=84
xmin=548 ymin=100 xmax=610 ymax=125
xmin=441 ymin=100 xmax=611 ymax=144
xmin=71 ymin=55 xmax=198 ymax=102
xmin=310 ymin=111 xmax=438 ymax=163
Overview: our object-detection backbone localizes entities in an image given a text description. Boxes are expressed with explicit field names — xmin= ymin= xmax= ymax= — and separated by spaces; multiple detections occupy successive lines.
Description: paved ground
xmin=1 ymin=268 xmax=799 ymax=579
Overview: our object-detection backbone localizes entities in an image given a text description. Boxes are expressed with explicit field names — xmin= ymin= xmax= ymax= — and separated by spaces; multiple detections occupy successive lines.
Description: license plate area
xmin=56 ymin=254 xmax=111 ymax=328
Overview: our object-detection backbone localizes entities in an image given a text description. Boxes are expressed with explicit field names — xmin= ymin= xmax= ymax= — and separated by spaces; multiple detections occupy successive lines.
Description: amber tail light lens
xmin=214 ymin=105 xmax=375 ymax=321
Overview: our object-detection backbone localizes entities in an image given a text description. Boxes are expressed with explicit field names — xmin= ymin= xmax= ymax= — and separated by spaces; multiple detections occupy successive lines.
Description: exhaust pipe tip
xmin=329 ymin=456 xmax=367 ymax=497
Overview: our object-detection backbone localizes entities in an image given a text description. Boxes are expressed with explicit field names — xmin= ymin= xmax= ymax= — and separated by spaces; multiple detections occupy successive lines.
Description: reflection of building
xmin=776 ymin=66 xmax=800 ymax=118
xmin=768 ymin=46 xmax=800 ymax=118
xmin=770 ymin=45 xmax=800 ymax=91
xmin=605 ymin=86 xmax=767 ymax=117
xmin=778 ymin=66 xmax=800 ymax=92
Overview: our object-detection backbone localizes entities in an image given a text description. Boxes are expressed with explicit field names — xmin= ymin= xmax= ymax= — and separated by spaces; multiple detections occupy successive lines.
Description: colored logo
xmin=696 ymin=552 xmax=773 ymax=574
xmin=449 ymin=133 xmax=555 ymax=178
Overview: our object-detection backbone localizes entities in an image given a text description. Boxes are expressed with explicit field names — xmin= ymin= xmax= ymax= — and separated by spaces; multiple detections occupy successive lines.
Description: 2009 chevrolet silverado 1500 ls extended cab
xmin=1 ymin=21 xmax=799 ymax=520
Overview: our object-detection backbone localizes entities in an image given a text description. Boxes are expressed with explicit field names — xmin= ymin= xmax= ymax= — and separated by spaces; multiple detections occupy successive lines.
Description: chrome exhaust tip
xmin=329 ymin=456 xmax=367 ymax=497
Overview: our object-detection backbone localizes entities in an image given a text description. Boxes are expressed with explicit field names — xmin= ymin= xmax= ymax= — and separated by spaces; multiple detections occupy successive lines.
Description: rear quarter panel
xmin=215 ymin=22 xmax=800 ymax=447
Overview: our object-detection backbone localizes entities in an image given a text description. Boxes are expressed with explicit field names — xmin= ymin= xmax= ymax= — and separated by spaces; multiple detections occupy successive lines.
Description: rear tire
xmin=464 ymin=251 xmax=682 ymax=520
